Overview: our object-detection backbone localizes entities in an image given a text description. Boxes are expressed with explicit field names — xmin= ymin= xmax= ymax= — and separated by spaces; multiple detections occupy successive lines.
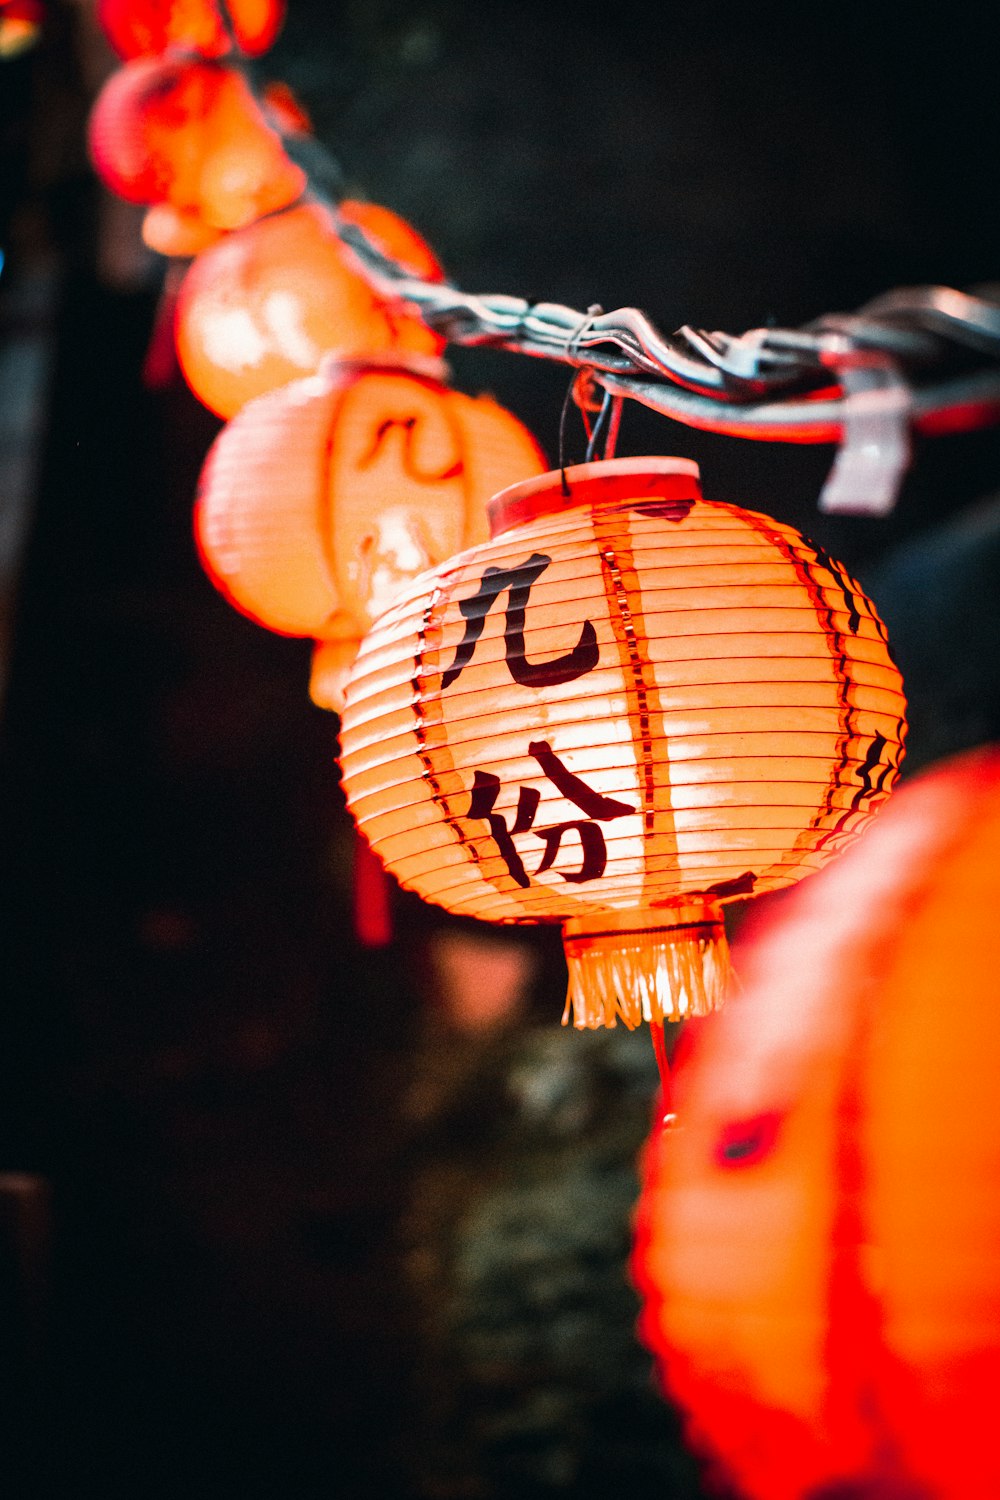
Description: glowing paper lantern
xmin=195 ymin=358 xmax=547 ymax=711
xmin=339 ymin=458 xmax=906 ymax=1030
xmin=633 ymin=744 xmax=1000 ymax=1500
xmin=96 ymin=0 xmax=285 ymax=59
xmin=138 ymin=83 xmax=309 ymax=258
xmin=174 ymin=199 xmax=446 ymax=418
xmin=87 ymin=56 xmax=304 ymax=230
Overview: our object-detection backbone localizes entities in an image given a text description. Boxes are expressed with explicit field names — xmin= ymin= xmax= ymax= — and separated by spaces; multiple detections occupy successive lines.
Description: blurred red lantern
xmin=96 ymin=0 xmax=285 ymax=59
xmin=195 ymin=358 xmax=547 ymax=711
xmin=87 ymin=56 xmax=304 ymax=229
xmin=633 ymin=745 xmax=1000 ymax=1500
xmin=0 ymin=0 xmax=43 ymax=55
xmin=339 ymin=458 xmax=906 ymax=1033
xmin=138 ymin=83 xmax=310 ymax=257
xmin=174 ymin=199 xmax=446 ymax=418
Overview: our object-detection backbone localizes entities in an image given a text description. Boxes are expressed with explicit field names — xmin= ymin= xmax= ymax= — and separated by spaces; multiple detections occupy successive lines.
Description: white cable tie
xmin=818 ymin=357 xmax=912 ymax=516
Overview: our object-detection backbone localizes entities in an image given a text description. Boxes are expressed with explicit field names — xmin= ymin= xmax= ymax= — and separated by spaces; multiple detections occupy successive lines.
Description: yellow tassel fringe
xmin=561 ymin=902 xmax=731 ymax=1030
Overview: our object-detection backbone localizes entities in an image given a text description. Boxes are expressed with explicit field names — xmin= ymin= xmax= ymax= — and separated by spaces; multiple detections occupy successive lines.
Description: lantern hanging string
xmin=220 ymin=46 xmax=1000 ymax=514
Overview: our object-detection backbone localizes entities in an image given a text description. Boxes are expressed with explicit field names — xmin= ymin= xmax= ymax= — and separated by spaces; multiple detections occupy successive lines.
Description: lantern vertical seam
xmin=788 ymin=538 xmax=858 ymax=851
xmin=315 ymin=372 xmax=342 ymax=602
xmin=593 ymin=507 xmax=680 ymax=904
xmin=775 ymin=535 xmax=903 ymax=864
xmin=803 ymin=547 xmax=905 ymax=855
xmin=816 ymin=805 xmax=974 ymax=1483
xmin=723 ymin=503 xmax=862 ymax=887
xmin=438 ymin=384 xmax=473 ymax=536
xmin=823 ymin=970 xmax=902 ymax=1480
xmin=598 ymin=541 xmax=656 ymax=833
xmin=411 ymin=572 xmax=485 ymax=870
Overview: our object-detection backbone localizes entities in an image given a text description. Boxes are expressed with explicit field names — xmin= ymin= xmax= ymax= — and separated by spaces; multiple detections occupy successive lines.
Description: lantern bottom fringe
xmin=561 ymin=901 xmax=730 ymax=1030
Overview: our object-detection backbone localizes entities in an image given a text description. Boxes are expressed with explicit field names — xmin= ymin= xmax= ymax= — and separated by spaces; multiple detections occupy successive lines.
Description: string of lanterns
xmin=81 ymin=0 xmax=914 ymax=1078
xmin=66 ymin=10 xmax=1000 ymax=1498
xmin=83 ymin=1 xmax=1000 ymax=512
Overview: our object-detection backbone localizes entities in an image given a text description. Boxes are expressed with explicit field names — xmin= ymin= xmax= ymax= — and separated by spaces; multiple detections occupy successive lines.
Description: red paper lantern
xmin=339 ymin=458 xmax=906 ymax=1030
xmin=138 ymin=83 xmax=310 ymax=257
xmin=194 ymin=358 xmax=547 ymax=710
xmin=96 ymin=0 xmax=285 ymax=59
xmin=87 ymin=56 xmax=304 ymax=229
xmin=633 ymin=745 xmax=1000 ymax=1500
xmin=174 ymin=199 xmax=446 ymax=418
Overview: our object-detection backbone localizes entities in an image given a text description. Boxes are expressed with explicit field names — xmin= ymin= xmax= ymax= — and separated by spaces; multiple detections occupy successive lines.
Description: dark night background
xmin=1 ymin=4 xmax=998 ymax=1497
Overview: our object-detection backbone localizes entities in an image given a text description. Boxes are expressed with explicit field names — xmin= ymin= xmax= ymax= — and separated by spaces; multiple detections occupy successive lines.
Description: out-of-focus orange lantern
xmin=195 ymin=358 xmax=548 ymax=711
xmin=142 ymin=201 xmax=223 ymax=257
xmin=138 ymin=83 xmax=311 ymax=258
xmin=87 ymin=56 xmax=304 ymax=229
xmin=633 ymin=744 xmax=1000 ymax=1500
xmin=0 ymin=0 xmax=43 ymax=56
xmin=96 ymin=0 xmax=285 ymax=59
xmin=174 ymin=198 xmax=446 ymax=418
xmin=339 ymin=458 xmax=906 ymax=1033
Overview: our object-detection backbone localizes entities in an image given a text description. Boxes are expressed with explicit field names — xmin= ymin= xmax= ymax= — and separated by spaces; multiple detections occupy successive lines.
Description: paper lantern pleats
xmin=174 ymin=200 xmax=445 ymax=418
xmin=97 ymin=0 xmax=285 ymax=59
xmin=195 ymin=360 xmax=548 ymax=710
xmin=633 ymin=745 xmax=1000 ymax=1500
xmin=339 ymin=458 xmax=906 ymax=1029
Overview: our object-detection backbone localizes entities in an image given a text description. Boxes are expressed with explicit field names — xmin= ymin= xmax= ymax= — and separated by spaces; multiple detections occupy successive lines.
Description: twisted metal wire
xmin=335 ymin=216 xmax=1000 ymax=423
xmin=237 ymin=35 xmax=1000 ymax=513
xmin=330 ymin=209 xmax=1000 ymax=512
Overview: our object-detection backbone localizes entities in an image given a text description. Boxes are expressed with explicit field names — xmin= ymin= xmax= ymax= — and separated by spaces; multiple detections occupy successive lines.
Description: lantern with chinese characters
xmin=339 ymin=458 xmax=906 ymax=1033
xmin=96 ymin=0 xmax=285 ymax=59
xmin=174 ymin=199 xmax=445 ymax=418
xmin=87 ymin=56 xmax=304 ymax=230
xmin=632 ymin=744 xmax=1000 ymax=1500
xmin=194 ymin=359 xmax=548 ymax=711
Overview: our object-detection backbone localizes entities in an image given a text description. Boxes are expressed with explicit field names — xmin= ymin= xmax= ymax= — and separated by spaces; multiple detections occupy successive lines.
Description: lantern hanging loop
xmin=584 ymin=387 xmax=616 ymax=462
xmin=602 ymin=394 xmax=625 ymax=459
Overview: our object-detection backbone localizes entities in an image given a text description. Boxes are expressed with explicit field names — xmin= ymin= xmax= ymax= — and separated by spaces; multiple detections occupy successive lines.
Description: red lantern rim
xmin=487 ymin=456 xmax=702 ymax=537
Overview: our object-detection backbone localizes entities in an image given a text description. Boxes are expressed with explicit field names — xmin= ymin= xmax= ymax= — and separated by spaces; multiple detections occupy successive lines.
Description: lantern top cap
xmin=487 ymin=457 xmax=702 ymax=537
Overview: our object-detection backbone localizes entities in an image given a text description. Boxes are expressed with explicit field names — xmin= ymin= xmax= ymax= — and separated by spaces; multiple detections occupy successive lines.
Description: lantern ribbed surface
xmin=339 ymin=458 xmax=906 ymax=1027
